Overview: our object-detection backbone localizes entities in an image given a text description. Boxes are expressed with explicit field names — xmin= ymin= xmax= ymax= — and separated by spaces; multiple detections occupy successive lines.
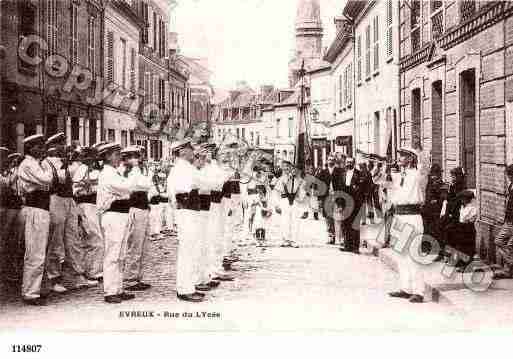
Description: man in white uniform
xmin=274 ymin=161 xmax=305 ymax=248
xmin=121 ymin=146 xmax=152 ymax=292
xmin=167 ymin=139 xmax=205 ymax=302
xmin=73 ymin=147 xmax=104 ymax=282
xmin=385 ymin=147 xmax=429 ymax=303
xmin=97 ymin=143 xmax=145 ymax=304
xmin=44 ymin=133 xmax=95 ymax=292
xmin=17 ymin=135 xmax=53 ymax=305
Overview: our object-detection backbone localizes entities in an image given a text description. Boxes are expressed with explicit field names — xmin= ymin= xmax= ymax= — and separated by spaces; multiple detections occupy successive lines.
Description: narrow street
xmin=0 ymin=221 xmax=471 ymax=333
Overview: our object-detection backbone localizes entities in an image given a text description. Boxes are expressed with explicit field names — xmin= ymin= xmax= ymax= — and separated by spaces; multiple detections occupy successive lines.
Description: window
xmin=70 ymin=3 xmax=78 ymax=64
xmin=106 ymin=31 xmax=114 ymax=84
xmin=343 ymin=68 xmax=347 ymax=107
xmin=108 ymin=129 xmax=115 ymax=142
xmin=153 ymin=12 xmax=158 ymax=51
xmin=159 ymin=78 xmax=165 ymax=110
xmin=242 ymin=128 xmax=246 ymax=140
xmin=460 ymin=1 xmax=476 ymax=22
xmin=121 ymin=39 xmax=127 ymax=88
xmin=288 ymin=117 xmax=293 ymax=138
xmin=373 ymin=16 xmax=379 ymax=72
xmin=431 ymin=1 xmax=444 ymax=39
xmin=276 ymin=119 xmax=280 ymax=138
xmin=89 ymin=119 xmax=97 ymax=146
xmin=88 ymin=16 xmax=96 ymax=74
xmin=250 ymin=131 xmax=254 ymax=146
xmin=121 ymin=130 xmax=127 ymax=148
xmin=365 ymin=25 xmax=371 ymax=78
xmin=348 ymin=63 xmax=353 ymax=106
xmin=236 ymin=128 xmax=240 ymax=139
xmin=386 ymin=0 xmax=393 ymax=59
xmin=129 ymin=130 xmax=135 ymax=145
xmin=46 ymin=0 xmax=57 ymax=55
xmin=159 ymin=19 xmax=166 ymax=58
xmin=356 ymin=35 xmax=362 ymax=83
xmin=339 ymin=74 xmax=343 ymax=109
xmin=410 ymin=1 xmax=421 ymax=53
xmin=141 ymin=2 xmax=149 ymax=44
xmin=256 ymin=133 xmax=260 ymax=147
xmin=130 ymin=48 xmax=136 ymax=91
xmin=71 ymin=117 xmax=80 ymax=142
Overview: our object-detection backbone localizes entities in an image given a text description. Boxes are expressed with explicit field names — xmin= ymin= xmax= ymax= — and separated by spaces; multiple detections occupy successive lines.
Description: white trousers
xmin=394 ymin=214 xmax=425 ymax=296
xmin=47 ymin=196 xmax=82 ymax=281
xmin=162 ymin=202 xmax=175 ymax=229
xmin=208 ymin=202 xmax=225 ymax=276
xmin=101 ymin=212 xmax=130 ymax=296
xmin=78 ymin=203 xmax=104 ymax=279
xmin=21 ymin=207 xmax=50 ymax=300
xmin=125 ymin=208 xmax=149 ymax=285
xmin=196 ymin=209 xmax=211 ymax=284
xmin=149 ymin=204 xmax=163 ymax=235
xmin=280 ymin=199 xmax=300 ymax=244
xmin=175 ymin=209 xmax=200 ymax=295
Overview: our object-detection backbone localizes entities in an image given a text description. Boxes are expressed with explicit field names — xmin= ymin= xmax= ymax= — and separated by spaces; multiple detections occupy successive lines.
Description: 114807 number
xmin=11 ymin=345 xmax=42 ymax=353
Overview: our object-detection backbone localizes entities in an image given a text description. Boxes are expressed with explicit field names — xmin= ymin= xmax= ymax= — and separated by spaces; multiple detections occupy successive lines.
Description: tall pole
xmin=295 ymin=60 xmax=311 ymax=173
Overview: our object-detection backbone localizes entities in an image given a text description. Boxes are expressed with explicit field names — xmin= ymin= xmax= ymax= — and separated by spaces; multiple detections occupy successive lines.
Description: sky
xmin=174 ymin=0 xmax=342 ymax=91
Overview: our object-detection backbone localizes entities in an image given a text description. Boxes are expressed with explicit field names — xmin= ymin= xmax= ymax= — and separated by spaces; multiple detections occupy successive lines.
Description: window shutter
xmin=365 ymin=25 xmax=370 ymax=77
xmin=348 ymin=64 xmax=353 ymax=105
xmin=386 ymin=0 xmax=393 ymax=58
xmin=357 ymin=35 xmax=362 ymax=82
xmin=373 ymin=16 xmax=379 ymax=71
xmin=106 ymin=31 xmax=114 ymax=84
xmin=130 ymin=48 xmax=136 ymax=91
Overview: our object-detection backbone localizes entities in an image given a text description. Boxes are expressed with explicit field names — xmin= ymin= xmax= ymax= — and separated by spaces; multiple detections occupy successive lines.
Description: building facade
xmin=398 ymin=1 xmax=513 ymax=262
xmin=324 ymin=16 xmax=355 ymax=159
xmin=102 ymin=0 xmax=142 ymax=152
xmin=1 ymin=0 xmax=104 ymax=152
xmin=347 ymin=0 xmax=401 ymax=161
xmin=212 ymin=83 xmax=275 ymax=150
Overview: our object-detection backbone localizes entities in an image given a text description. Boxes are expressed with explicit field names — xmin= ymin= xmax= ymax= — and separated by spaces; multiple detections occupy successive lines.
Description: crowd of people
xmin=3 ymin=131 xmax=513 ymax=306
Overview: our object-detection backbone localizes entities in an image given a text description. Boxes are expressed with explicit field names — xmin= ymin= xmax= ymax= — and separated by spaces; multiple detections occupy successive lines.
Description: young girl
xmin=252 ymin=187 xmax=273 ymax=246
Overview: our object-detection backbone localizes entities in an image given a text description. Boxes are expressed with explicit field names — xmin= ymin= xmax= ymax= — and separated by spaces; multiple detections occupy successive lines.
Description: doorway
xmin=431 ymin=81 xmax=443 ymax=167
xmin=460 ymin=69 xmax=476 ymax=189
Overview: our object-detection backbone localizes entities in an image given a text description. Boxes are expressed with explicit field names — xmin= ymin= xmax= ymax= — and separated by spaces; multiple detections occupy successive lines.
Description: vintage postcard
xmin=1 ymin=1 xmax=513 ymax=351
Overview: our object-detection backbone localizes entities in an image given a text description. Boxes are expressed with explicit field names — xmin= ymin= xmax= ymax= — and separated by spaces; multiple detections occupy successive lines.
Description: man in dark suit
xmin=317 ymin=155 xmax=344 ymax=244
xmin=493 ymin=164 xmax=513 ymax=279
xmin=340 ymin=157 xmax=365 ymax=254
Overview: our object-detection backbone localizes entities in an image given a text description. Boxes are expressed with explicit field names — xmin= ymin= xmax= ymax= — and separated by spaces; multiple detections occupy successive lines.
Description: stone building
xmin=324 ymin=15 xmax=355 ymax=159
xmin=211 ymin=82 xmax=275 ymax=150
xmin=345 ymin=0 xmax=401 ymax=161
xmin=398 ymin=1 xmax=513 ymax=261
xmin=0 ymin=0 xmax=103 ymax=152
xmin=102 ymin=0 xmax=143 ymax=152
xmin=182 ymin=56 xmax=214 ymax=131
xmin=131 ymin=0 xmax=173 ymax=161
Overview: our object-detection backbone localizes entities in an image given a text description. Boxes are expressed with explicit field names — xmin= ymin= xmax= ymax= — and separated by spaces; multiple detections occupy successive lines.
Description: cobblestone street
xmin=0 ymin=219 xmax=475 ymax=333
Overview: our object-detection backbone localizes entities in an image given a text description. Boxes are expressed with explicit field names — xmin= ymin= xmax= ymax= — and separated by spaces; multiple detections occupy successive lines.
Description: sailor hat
xmin=23 ymin=134 xmax=45 ymax=147
xmin=45 ymin=132 xmax=66 ymax=146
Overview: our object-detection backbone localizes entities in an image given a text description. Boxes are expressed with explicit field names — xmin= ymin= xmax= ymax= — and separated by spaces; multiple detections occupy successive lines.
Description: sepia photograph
xmin=1 ymin=0 xmax=513 ymax=353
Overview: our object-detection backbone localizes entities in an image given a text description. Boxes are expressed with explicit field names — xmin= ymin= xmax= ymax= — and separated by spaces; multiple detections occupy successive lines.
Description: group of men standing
xmin=0 ymin=133 xmax=171 ymax=305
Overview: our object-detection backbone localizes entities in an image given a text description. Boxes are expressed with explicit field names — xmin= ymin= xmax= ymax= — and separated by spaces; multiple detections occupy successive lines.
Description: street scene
xmin=1 ymin=0 xmax=513 ymax=335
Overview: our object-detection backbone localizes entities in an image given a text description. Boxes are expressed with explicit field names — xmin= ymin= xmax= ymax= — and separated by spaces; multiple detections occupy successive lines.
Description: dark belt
xmin=159 ymin=196 xmax=169 ymax=204
xmin=75 ymin=193 xmax=97 ymax=205
xmin=150 ymin=195 xmax=161 ymax=205
xmin=25 ymin=190 xmax=50 ymax=211
xmin=54 ymin=183 xmax=74 ymax=198
xmin=211 ymin=190 xmax=223 ymax=203
xmin=230 ymin=181 xmax=240 ymax=195
xmin=247 ymin=188 xmax=257 ymax=195
xmin=107 ymin=199 xmax=131 ymax=213
xmin=176 ymin=190 xmax=200 ymax=211
xmin=130 ymin=191 xmax=149 ymax=210
xmin=222 ymin=183 xmax=232 ymax=199
xmin=199 ymin=194 xmax=211 ymax=211
xmin=394 ymin=204 xmax=422 ymax=215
